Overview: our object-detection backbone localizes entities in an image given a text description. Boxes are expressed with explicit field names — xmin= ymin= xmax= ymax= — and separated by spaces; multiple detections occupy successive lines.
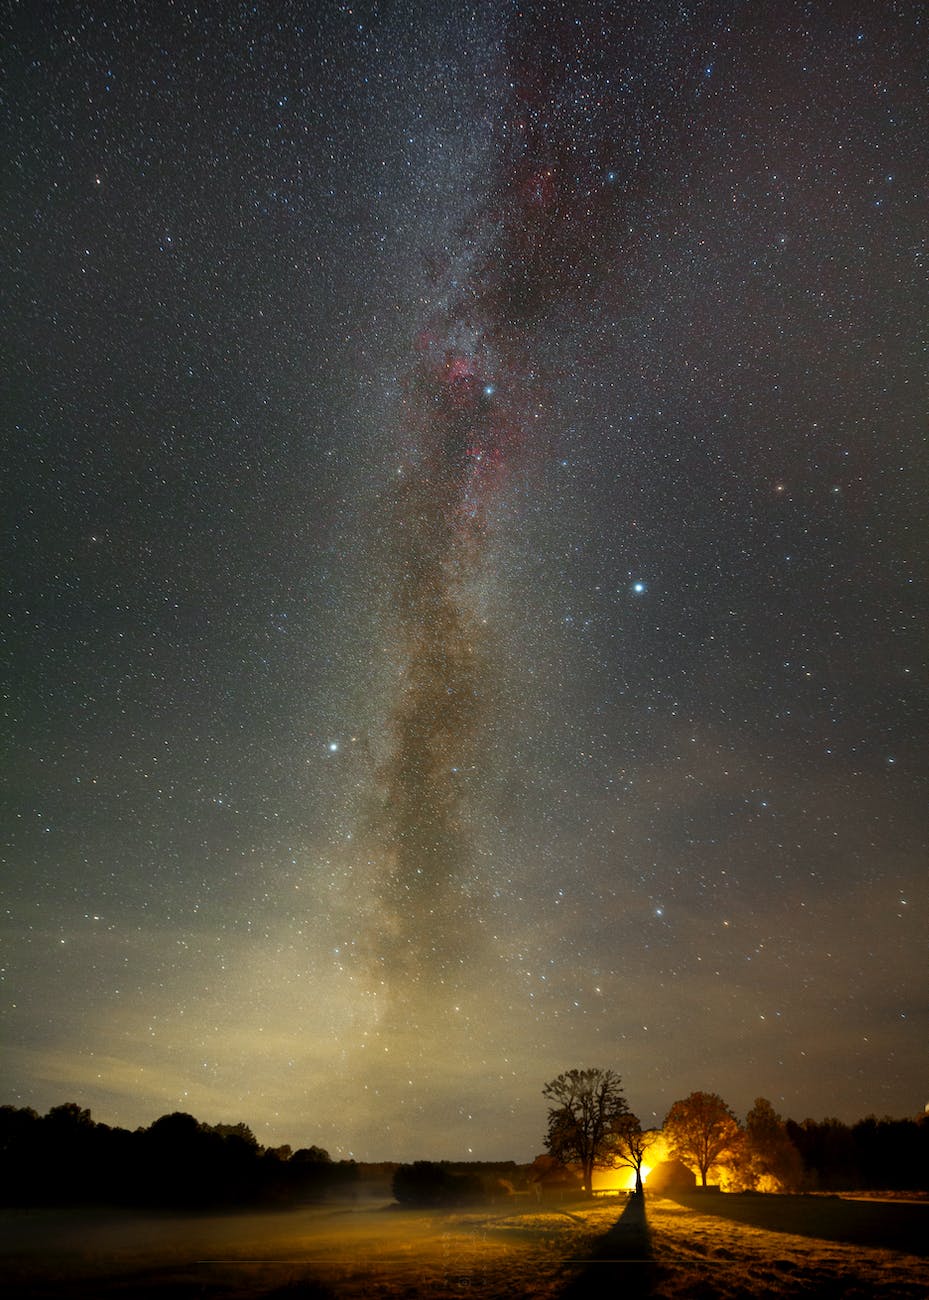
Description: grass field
xmin=3 ymin=1192 xmax=928 ymax=1298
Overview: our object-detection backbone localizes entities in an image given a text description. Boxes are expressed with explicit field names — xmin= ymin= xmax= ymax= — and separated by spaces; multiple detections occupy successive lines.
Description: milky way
xmin=372 ymin=66 xmax=553 ymax=992
xmin=371 ymin=6 xmax=675 ymax=998
xmin=5 ymin=1 xmax=927 ymax=1158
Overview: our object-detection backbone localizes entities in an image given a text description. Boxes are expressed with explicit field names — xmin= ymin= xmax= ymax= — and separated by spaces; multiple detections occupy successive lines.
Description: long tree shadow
xmin=666 ymin=1190 xmax=929 ymax=1256
xmin=558 ymin=1194 xmax=657 ymax=1299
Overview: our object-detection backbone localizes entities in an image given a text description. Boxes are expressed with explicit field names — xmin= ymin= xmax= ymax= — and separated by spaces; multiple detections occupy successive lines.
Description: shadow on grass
xmin=667 ymin=1191 xmax=929 ymax=1256
xmin=558 ymin=1194 xmax=656 ymax=1298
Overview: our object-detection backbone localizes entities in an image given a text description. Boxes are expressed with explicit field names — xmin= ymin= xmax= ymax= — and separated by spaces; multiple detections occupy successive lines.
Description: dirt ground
xmin=2 ymin=1191 xmax=928 ymax=1298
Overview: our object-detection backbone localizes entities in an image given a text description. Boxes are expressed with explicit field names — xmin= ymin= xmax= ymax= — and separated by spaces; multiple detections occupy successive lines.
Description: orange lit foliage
xmin=738 ymin=1097 xmax=804 ymax=1192
xmin=663 ymin=1091 xmax=741 ymax=1187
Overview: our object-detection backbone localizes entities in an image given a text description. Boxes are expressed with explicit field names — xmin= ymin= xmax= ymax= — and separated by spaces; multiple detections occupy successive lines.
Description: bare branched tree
xmin=610 ymin=1117 xmax=661 ymax=1194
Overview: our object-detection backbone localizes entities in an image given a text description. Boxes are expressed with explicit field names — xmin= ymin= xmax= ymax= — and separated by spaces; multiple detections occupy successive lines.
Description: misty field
xmin=2 ymin=1192 xmax=928 ymax=1298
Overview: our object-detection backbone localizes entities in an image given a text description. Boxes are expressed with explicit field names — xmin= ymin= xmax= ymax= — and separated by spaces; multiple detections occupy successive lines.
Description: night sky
xmin=4 ymin=1 xmax=927 ymax=1162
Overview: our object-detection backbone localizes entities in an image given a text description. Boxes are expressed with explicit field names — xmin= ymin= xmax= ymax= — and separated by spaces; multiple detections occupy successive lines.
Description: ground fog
xmin=2 ymin=1191 xmax=928 ymax=1298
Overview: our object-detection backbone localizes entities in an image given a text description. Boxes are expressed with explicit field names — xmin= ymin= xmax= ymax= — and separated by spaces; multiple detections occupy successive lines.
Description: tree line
xmin=3 ymin=1085 xmax=927 ymax=1210
xmin=542 ymin=1068 xmax=929 ymax=1195
xmin=0 ymin=1103 xmax=356 ymax=1208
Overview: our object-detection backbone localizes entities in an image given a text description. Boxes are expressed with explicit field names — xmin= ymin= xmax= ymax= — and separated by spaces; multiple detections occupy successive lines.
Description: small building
xmin=645 ymin=1158 xmax=696 ymax=1193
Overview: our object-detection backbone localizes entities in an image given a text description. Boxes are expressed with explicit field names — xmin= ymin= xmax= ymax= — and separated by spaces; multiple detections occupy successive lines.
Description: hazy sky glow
xmin=4 ymin=1 xmax=927 ymax=1160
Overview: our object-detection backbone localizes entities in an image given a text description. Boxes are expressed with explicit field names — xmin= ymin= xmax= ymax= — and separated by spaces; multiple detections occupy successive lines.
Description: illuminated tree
xmin=543 ymin=1068 xmax=630 ymax=1196
xmin=610 ymin=1118 xmax=661 ymax=1195
xmin=742 ymin=1097 xmax=803 ymax=1192
xmin=663 ymin=1091 xmax=741 ymax=1187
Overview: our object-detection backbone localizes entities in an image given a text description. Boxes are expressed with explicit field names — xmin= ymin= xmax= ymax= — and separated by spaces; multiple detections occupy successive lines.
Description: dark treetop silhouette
xmin=543 ymin=1068 xmax=632 ymax=1196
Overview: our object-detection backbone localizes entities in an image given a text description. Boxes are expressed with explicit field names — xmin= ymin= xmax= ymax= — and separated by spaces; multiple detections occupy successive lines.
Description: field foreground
xmin=3 ymin=1192 xmax=929 ymax=1298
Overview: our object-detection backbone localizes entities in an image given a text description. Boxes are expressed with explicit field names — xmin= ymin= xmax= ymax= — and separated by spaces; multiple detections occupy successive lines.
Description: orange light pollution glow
xmin=593 ymin=1132 xmax=669 ymax=1193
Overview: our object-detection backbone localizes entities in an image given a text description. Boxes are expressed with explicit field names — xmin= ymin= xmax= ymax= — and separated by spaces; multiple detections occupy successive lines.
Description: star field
xmin=3 ymin=1 xmax=927 ymax=1160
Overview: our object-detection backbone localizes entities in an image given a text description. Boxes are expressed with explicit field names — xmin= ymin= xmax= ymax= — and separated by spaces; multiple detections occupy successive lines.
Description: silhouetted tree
xmin=543 ymin=1068 xmax=630 ymax=1196
xmin=46 ymin=1103 xmax=93 ymax=1128
xmin=292 ymin=1145 xmax=332 ymax=1164
xmin=43 ymin=1102 xmax=99 ymax=1201
xmin=287 ymin=1144 xmax=343 ymax=1201
xmin=210 ymin=1122 xmax=259 ymax=1148
xmin=0 ymin=1106 xmax=40 ymax=1203
xmin=609 ymin=1118 xmax=661 ymax=1195
xmin=785 ymin=1116 xmax=859 ymax=1190
xmin=392 ymin=1161 xmax=482 ymax=1207
xmin=0 ymin=1102 xmax=357 ymax=1208
xmin=0 ymin=1104 xmax=39 ymax=1152
xmin=851 ymin=1115 xmax=929 ymax=1191
xmin=663 ymin=1091 xmax=740 ymax=1187
xmin=141 ymin=1112 xmax=214 ymax=1205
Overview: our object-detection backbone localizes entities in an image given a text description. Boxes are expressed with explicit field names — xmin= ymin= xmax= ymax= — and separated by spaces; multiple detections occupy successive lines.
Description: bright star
xmin=632 ymin=581 xmax=646 ymax=594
